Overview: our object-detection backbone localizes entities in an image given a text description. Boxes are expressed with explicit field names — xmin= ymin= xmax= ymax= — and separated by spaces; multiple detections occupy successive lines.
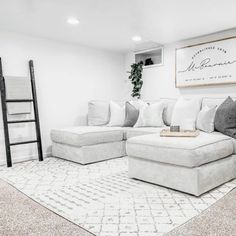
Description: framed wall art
xmin=175 ymin=36 xmax=236 ymax=88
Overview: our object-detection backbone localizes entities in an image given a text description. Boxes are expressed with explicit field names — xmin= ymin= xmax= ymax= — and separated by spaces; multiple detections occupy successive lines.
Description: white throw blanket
xmin=5 ymin=76 xmax=32 ymax=115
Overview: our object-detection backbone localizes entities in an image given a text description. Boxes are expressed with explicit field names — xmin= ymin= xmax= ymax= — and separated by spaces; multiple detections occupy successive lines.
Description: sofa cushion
xmin=107 ymin=101 xmax=125 ymax=127
xmin=123 ymin=102 xmax=139 ymax=127
xmin=214 ymin=96 xmax=236 ymax=139
xmin=171 ymin=97 xmax=201 ymax=130
xmin=161 ymin=98 xmax=176 ymax=126
xmin=52 ymin=141 xmax=126 ymax=164
xmin=125 ymin=127 xmax=164 ymax=139
xmin=196 ymin=105 xmax=216 ymax=133
xmin=88 ymin=100 xmax=124 ymax=126
xmin=126 ymin=132 xmax=233 ymax=168
xmin=51 ymin=126 xmax=124 ymax=147
xmin=202 ymin=97 xmax=236 ymax=108
xmin=148 ymin=98 xmax=176 ymax=126
xmin=88 ymin=100 xmax=110 ymax=126
xmin=134 ymin=101 xmax=165 ymax=127
xmin=232 ymin=138 xmax=236 ymax=154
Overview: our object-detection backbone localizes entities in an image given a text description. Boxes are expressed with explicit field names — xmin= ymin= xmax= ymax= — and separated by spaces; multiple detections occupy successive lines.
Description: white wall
xmin=125 ymin=28 xmax=236 ymax=100
xmin=0 ymin=31 xmax=125 ymax=165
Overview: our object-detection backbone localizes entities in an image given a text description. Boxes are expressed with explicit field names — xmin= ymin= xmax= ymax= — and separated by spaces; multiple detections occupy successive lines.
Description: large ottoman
xmin=51 ymin=126 xmax=125 ymax=164
xmin=127 ymin=132 xmax=236 ymax=196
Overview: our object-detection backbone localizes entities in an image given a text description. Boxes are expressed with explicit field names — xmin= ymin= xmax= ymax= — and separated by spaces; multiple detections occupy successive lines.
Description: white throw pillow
xmin=88 ymin=100 xmax=110 ymax=126
xmin=107 ymin=101 xmax=125 ymax=126
xmin=134 ymin=101 xmax=165 ymax=127
xmin=129 ymin=99 xmax=147 ymax=110
xmin=171 ymin=97 xmax=201 ymax=131
xmin=197 ymin=105 xmax=216 ymax=133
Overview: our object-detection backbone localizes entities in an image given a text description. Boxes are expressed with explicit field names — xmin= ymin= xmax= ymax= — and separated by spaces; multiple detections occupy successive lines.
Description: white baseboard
xmin=0 ymin=152 xmax=52 ymax=167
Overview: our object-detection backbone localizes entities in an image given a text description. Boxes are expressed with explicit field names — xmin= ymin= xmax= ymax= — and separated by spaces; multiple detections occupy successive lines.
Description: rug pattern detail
xmin=0 ymin=157 xmax=236 ymax=236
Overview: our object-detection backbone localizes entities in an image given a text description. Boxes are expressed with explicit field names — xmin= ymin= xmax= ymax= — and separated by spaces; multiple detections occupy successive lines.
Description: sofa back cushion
xmin=202 ymin=97 xmax=236 ymax=108
xmin=161 ymin=98 xmax=176 ymax=126
xmin=148 ymin=98 xmax=176 ymax=126
xmin=123 ymin=102 xmax=139 ymax=127
xmin=134 ymin=101 xmax=165 ymax=127
xmin=88 ymin=99 xmax=176 ymax=127
xmin=171 ymin=97 xmax=201 ymax=130
xmin=214 ymin=96 xmax=236 ymax=138
xmin=88 ymin=100 xmax=124 ymax=126
xmin=107 ymin=101 xmax=126 ymax=127
xmin=88 ymin=100 xmax=110 ymax=126
xmin=196 ymin=105 xmax=217 ymax=133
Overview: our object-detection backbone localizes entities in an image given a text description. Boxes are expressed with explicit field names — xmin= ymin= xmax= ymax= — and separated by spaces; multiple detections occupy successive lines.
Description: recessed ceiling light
xmin=67 ymin=17 xmax=80 ymax=25
xmin=132 ymin=35 xmax=142 ymax=42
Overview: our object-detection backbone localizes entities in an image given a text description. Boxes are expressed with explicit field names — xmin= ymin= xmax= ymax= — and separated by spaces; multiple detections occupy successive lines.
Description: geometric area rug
xmin=0 ymin=157 xmax=236 ymax=236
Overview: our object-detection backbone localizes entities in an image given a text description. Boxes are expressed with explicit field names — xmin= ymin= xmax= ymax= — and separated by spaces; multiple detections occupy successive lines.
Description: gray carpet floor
xmin=0 ymin=179 xmax=93 ymax=236
xmin=167 ymin=187 xmax=236 ymax=236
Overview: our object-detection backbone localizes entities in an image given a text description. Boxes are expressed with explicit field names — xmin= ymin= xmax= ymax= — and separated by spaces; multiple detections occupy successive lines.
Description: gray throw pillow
xmin=123 ymin=102 xmax=139 ymax=127
xmin=214 ymin=96 xmax=236 ymax=138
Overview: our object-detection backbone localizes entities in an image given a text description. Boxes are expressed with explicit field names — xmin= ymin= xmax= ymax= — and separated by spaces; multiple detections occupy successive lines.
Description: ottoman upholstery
xmin=127 ymin=132 xmax=233 ymax=167
xmin=125 ymin=127 xmax=163 ymax=140
xmin=127 ymin=132 xmax=236 ymax=196
xmin=51 ymin=126 xmax=125 ymax=164
xmin=51 ymin=126 xmax=123 ymax=146
xmin=52 ymin=141 xmax=126 ymax=164
xmin=128 ymin=155 xmax=236 ymax=196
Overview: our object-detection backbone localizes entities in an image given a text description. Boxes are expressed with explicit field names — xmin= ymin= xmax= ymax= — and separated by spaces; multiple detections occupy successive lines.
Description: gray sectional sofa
xmin=51 ymin=97 xmax=236 ymax=196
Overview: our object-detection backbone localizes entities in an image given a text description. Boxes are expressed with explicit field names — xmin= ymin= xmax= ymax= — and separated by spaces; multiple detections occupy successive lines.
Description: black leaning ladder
xmin=0 ymin=58 xmax=43 ymax=167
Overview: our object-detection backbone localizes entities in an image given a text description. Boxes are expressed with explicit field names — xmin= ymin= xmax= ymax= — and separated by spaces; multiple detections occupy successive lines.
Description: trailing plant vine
xmin=128 ymin=61 xmax=143 ymax=99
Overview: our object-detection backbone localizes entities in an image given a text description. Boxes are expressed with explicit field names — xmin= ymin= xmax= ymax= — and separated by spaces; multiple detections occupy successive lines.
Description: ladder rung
xmin=8 ymin=119 xmax=36 ymax=124
xmin=6 ymin=99 xmax=33 ymax=103
xmin=10 ymin=140 xmax=38 ymax=146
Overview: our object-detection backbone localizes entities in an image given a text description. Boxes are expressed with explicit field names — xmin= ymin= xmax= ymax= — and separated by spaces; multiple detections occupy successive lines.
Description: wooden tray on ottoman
xmin=160 ymin=129 xmax=199 ymax=137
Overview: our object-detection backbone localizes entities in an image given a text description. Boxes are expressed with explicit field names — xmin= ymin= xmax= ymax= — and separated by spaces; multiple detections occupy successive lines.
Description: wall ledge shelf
xmin=134 ymin=46 xmax=164 ymax=68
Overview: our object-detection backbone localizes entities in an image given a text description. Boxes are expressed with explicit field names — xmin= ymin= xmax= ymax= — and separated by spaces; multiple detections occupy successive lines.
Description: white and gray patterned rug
xmin=0 ymin=157 xmax=235 ymax=236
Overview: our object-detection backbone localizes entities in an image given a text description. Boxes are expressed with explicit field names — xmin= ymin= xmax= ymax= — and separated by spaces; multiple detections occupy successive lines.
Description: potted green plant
xmin=128 ymin=61 xmax=143 ymax=99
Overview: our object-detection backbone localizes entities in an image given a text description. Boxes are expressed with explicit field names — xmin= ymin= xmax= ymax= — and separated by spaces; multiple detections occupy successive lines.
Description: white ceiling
xmin=0 ymin=0 xmax=235 ymax=52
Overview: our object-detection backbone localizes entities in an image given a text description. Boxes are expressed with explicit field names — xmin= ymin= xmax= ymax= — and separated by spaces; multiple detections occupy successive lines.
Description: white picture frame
xmin=175 ymin=36 xmax=236 ymax=88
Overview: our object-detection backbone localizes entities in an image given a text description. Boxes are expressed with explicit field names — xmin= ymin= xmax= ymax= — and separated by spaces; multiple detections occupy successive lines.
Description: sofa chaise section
xmin=51 ymin=126 xmax=126 ymax=164
xmin=127 ymin=132 xmax=236 ymax=196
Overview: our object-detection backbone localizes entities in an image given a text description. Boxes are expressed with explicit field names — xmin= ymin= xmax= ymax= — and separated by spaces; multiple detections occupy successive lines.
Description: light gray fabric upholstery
xmin=123 ymin=102 xmax=139 ymax=127
xmin=52 ymin=141 xmax=126 ymax=164
xmin=87 ymin=99 xmax=176 ymax=127
xmin=125 ymin=127 xmax=164 ymax=140
xmin=127 ymin=132 xmax=233 ymax=167
xmin=201 ymin=97 xmax=236 ymax=108
xmin=88 ymin=100 xmax=125 ymax=126
xmin=196 ymin=106 xmax=216 ymax=133
xmin=214 ymin=97 xmax=236 ymax=139
xmin=128 ymin=155 xmax=236 ymax=196
xmin=161 ymin=98 xmax=176 ymax=126
xmin=50 ymin=97 xmax=236 ymax=195
xmin=51 ymin=126 xmax=123 ymax=147
xmin=232 ymin=138 xmax=236 ymax=154
xmin=87 ymin=100 xmax=110 ymax=126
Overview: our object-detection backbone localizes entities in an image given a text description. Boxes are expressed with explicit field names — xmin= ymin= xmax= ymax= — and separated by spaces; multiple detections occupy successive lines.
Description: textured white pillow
xmin=134 ymin=101 xmax=165 ymax=127
xmin=88 ymin=100 xmax=109 ymax=126
xmin=171 ymin=97 xmax=201 ymax=131
xmin=197 ymin=105 xmax=216 ymax=133
xmin=107 ymin=101 xmax=125 ymax=126
xmin=129 ymin=99 xmax=147 ymax=110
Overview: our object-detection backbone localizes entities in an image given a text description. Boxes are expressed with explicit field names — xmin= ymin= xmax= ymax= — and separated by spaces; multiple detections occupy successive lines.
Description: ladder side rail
xmin=0 ymin=58 xmax=12 ymax=167
xmin=29 ymin=60 xmax=43 ymax=161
